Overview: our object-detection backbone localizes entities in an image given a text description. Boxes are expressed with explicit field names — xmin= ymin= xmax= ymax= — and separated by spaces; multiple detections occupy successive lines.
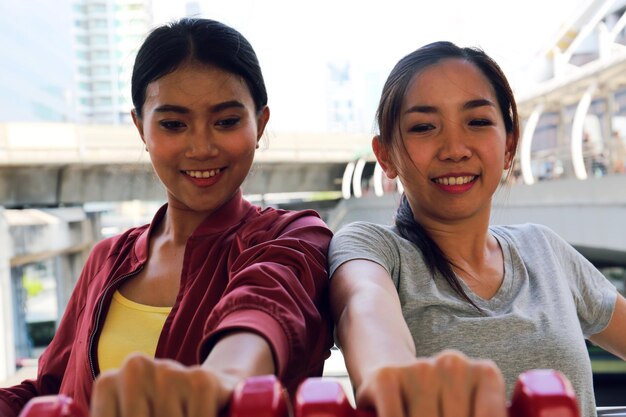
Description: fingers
xmin=355 ymin=350 xmax=507 ymax=417
xmin=356 ymin=366 xmax=415 ymax=417
xmin=471 ymin=359 xmax=507 ymax=417
xmin=90 ymin=354 xmax=229 ymax=417
xmin=176 ymin=367 xmax=223 ymax=417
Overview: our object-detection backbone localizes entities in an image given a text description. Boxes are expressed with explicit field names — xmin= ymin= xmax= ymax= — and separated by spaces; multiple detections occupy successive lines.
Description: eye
xmin=159 ymin=120 xmax=186 ymax=131
xmin=215 ymin=117 xmax=241 ymax=128
xmin=409 ymin=123 xmax=435 ymax=133
xmin=469 ymin=118 xmax=493 ymax=127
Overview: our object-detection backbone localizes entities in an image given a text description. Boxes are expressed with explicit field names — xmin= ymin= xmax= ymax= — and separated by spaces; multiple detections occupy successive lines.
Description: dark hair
xmin=375 ymin=41 xmax=520 ymax=309
xmin=131 ymin=18 xmax=267 ymax=118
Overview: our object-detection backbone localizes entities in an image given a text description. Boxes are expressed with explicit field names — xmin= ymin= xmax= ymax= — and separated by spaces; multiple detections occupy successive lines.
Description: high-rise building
xmin=71 ymin=0 xmax=153 ymax=124
xmin=0 ymin=0 xmax=75 ymax=122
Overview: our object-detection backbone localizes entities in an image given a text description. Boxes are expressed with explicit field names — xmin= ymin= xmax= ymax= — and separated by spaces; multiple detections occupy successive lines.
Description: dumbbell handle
xmin=17 ymin=375 xmax=288 ymax=417
xmin=597 ymin=407 xmax=626 ymax=416
xmin=295 ymin=369 xmax=580 ymax=417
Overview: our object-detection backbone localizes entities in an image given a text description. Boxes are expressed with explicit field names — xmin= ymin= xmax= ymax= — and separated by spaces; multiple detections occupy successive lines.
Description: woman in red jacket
xmin=0 ymin=18 xmax=333 ymax=417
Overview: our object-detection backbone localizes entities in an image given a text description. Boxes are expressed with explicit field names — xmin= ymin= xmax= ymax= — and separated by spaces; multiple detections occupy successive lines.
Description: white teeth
xmin=185 ymin=169 xmax=221 ymax=178
xmin=434 ymin=176 xmax=475 ymax=185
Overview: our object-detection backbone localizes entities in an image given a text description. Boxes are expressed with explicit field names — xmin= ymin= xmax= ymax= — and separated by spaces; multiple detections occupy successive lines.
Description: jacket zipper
xmin=87 ymin=266 xmax=144 ymax=380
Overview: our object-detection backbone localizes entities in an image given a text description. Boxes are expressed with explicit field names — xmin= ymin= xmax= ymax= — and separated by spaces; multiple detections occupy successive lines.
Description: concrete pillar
xmin=0 ymin=207 xmax=15 ymax=382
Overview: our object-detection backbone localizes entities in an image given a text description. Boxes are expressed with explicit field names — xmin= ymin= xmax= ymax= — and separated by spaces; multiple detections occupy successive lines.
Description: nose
xmin=437 ymin=126 xmax=472 ymax=162
xmin=185 ymin=127 xmax=219 ymax=159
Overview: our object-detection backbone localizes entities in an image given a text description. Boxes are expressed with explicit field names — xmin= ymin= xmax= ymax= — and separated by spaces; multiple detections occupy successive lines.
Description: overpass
xmin=0 ymin=123 xmax=369 ymax=207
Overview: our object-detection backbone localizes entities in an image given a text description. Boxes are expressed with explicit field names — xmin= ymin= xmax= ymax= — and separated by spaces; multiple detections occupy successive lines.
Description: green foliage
xmin=22 ymin=275 xmax=44 ymax=298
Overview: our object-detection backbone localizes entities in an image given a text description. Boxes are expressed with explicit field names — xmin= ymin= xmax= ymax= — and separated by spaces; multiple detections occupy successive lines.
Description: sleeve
xmin=537 ymin=224 xmax=617 ymax=337
xmin=199 ymin=211 xmax=334 ymax=392
xmin=0 ymin=239 xmax=111 ymax=417
xmin=328 ymin=221 xmax=398 ymax=280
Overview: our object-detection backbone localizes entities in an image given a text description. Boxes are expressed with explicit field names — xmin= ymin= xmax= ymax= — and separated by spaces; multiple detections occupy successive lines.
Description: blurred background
xmin=0 ymin=0 xmax=625 ymax=406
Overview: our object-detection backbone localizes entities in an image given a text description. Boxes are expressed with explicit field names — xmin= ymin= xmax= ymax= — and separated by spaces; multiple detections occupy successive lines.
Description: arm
xmin=91 ymin=212 xmax=332 ymax=417
xmin=589 ymin=293 xmax=626 ymax=360
xmin=201 ymin=213 xmax=333 ymax=389
xmin=331 ymin=260 xmax=416 ymax=386
xmin=331 ymin=259 xmax=507 ymax=417
xmin=91 ymin=332 xmax=274 ymax=417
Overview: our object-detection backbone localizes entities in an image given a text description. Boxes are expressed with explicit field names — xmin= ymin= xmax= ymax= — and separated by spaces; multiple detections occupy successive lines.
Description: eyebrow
xmin=404 ymin=98 xmax=496 ymax=115
xmin=153 ymin=100 xmax=246 ymax=114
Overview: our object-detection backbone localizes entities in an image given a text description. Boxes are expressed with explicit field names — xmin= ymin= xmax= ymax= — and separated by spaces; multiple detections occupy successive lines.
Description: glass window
xmin=91 ymin=50 xmax=110 ymax=60
xmin=92 ymin=66 xmax=110 ymax=76
xmin=90 ymin=35 xmax=108 ymax=46
xmin=93 ymin=81 xmax=111 ymax=92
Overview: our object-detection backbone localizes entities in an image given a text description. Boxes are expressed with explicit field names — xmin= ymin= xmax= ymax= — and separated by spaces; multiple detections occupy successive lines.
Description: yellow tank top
xmin=97 ymin=290 xmax=172 ymax=372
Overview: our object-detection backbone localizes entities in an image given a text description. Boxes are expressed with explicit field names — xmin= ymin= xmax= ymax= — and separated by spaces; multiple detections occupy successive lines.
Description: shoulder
xmin=235 ymin=207 xmax=332 ymax=251
xmin=330 ymin=221 xmax=403 ymax=257
xmin=491 ymin=223 xmax=564 ymax=246
xmin=328 ymin=221 xmax=407 ymax=279
xmin=491 ymin=223 xmax=583 ymax=266
xmin=248 ymin=206 xmax=329 ymax=232
xmin=88 ymin=223 xmax=148 ymax=262
xmin=334 ymin=221 xmax=396 ymax=239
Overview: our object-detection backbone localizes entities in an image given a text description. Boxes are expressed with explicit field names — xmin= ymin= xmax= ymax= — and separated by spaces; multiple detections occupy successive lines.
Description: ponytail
xmin=395 ymin=194 xmax=480 ymax=310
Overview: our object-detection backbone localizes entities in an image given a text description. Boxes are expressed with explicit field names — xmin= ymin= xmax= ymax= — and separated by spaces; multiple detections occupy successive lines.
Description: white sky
xmin=151 ymin=0 xmax=590 ymax=133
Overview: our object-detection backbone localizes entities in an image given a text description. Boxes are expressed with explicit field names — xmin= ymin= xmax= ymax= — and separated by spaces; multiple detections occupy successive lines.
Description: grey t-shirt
xmin=329 ymin=222 xmax=617 ymax=417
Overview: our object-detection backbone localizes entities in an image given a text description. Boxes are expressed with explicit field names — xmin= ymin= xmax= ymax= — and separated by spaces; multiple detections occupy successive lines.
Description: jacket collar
xmin=191 ymin=189 xmax=255 ymax=236
xmin=133 ymin=189 xmax=255 ymax=263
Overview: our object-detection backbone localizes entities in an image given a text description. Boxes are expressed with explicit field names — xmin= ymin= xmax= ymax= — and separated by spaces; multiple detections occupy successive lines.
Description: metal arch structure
xmin=340 ymin=155 xmax=405 ymax=200
xmin=516 ymin=0 xmax=626 ymax=184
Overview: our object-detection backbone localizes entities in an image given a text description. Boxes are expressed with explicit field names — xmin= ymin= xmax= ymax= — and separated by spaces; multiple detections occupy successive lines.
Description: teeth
xmin=434 ymin=175 xmax=475 ymax=185
xmin=185 ymin=169 xmax=221 ymax=178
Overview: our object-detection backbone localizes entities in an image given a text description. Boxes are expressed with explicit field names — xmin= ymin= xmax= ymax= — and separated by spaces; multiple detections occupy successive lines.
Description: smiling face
xmin=374 ymin=58 xmax=514 ymax=226
xmin=132 ymin=62 xmax=269 ymax=216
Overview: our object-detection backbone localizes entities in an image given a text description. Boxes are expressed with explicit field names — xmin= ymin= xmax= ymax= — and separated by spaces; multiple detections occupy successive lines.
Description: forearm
xmin=331 ymin=260 xmax=417 ymax=389
xmin=337 ymin=294 xmax=416 ymax=388
xmin=202 ymin=331 xmax=275 ymax=390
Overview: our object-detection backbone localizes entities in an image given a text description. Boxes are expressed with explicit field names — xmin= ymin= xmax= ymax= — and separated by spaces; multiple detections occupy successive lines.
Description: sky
xmin=152 ymin=0 xmax=590 ymax=133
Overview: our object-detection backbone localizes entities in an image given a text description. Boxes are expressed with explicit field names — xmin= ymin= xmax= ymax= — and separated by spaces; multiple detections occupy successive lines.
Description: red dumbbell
xmin=17 ymin=395 xmax=87 ymax=417
xmin=509 ymin=369 xmax=579 ymax=417
xmin=229 ymin=374 xmax=290 ymax=417
xmin=18 ymin=374 xmax=289 ymax=417
xmin=295 ymin=369 xmax=580 ymax=417
xmin=295 ymin=377 xmax=371 ymax=417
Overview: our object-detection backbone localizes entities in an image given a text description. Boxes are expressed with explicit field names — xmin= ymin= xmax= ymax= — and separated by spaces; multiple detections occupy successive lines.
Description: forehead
xmin=144 ymin=63 xmax=253 ymax=107
xmin=404 ymin=58 xmax=497 ymax=106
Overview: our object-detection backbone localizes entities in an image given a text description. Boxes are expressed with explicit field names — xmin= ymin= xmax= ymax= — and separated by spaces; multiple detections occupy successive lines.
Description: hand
xmin=90 ymin=353 xmax=236 ymax=417
xmin=354 ymin=349 xmax=507 ymax=417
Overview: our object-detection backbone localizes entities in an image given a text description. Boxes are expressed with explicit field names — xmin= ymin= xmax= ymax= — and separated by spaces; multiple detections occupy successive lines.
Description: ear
xmin=131 ymin=109 xmax=147 ymax=148
xmin=372 ymin=136 xmax=397 ymax=179
xmin=256 ymin=106 xmax=270 ymax=144
xmin=504 ymin=132 xmax=515 ymax=170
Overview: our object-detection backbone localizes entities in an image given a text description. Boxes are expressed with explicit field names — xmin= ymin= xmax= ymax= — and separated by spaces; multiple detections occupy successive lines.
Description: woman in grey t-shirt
xmin=329 ymin=41 xmax=626 ymax=417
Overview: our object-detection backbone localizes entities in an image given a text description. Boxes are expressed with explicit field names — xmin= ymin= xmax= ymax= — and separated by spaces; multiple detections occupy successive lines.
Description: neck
xmin=157 ymin=205 xmax=209 ymax=245
xmin=417 ymin=203 xmax=497 ymax=270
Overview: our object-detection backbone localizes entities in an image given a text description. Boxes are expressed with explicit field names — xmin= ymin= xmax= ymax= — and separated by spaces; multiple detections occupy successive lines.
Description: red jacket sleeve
xmin=199 ymin=211 xmax=333 ymax=392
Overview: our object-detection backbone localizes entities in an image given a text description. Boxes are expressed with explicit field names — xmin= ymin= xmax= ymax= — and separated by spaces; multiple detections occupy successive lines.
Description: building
xmin=0 ymin=0 xmax=75 ymax=122
xmin=71 ymin=0 xmax=153 ymax=124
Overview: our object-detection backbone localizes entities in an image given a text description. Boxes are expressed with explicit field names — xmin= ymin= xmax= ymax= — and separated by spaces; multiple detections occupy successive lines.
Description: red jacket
xmin=0 ymin=191 xmax=334 ymax=416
